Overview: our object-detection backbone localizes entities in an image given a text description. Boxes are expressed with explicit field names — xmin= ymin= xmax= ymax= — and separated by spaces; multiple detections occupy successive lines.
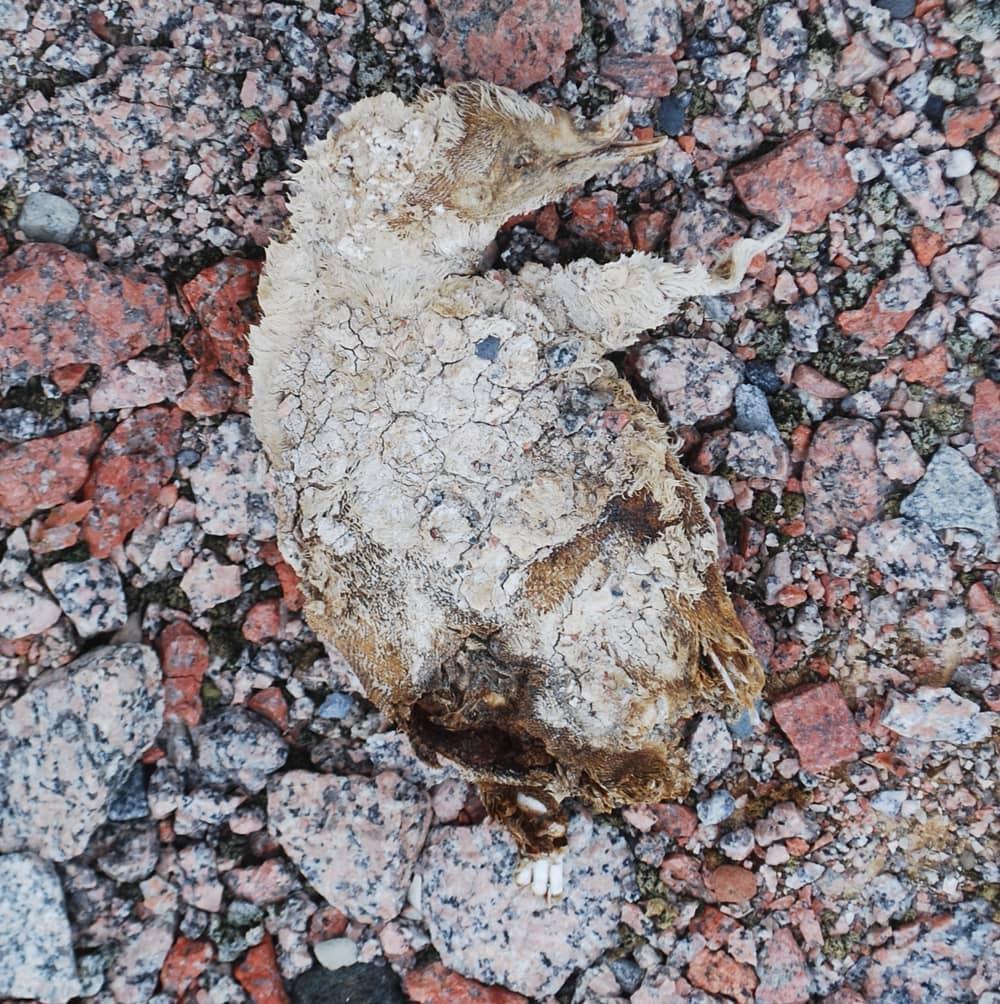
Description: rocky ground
xmin=1 ymin=0 xmax=999 ymax=1001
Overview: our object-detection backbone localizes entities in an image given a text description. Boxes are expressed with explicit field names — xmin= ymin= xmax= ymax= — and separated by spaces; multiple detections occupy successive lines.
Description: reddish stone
xmin=659 ymin=853 xmax=710 ymax=899
xmin=690 ymin=906 xmax=740 ymax=946
xmin=307 ymin=906 xmax=349 ymax=944
xmin=776 ymin=584 xmax=809 ymax=608
xmin=812 ymin=101 xmax=843 ymax=137
xmin=910 ymin=226 xmax=945 ymax=267
xmin=802 ymin=418 xmax=890 ymax=536
xmin=28 ymin=499 xmax=94 ymax=553
xmin=837 ymin=278 xmax=918 ymax=349
xmin=180 ymin=257 xmax=262 ymax=413
xmin=50 ymin=362 xmax=91 ymax=394
xmin=898 ymin=345 xmax=949 ymax=386
xmin=243 ymin=599 xmax=284 ymax=643
xmin=687 ymin=947 xmax=757 ymax=1004
xmin=431 ymin=0 xmax=582 ymax=91
xmin=943 ymin=105 xmax=994 ymax=147
xmin=247 ymin=687 xmax=289 ymax=731
xmin=972 ymin=380 xmax=1000 ymax=460
xmin=233 ymin=933 xmax=290 ymax=1004
xmin=755 ymin=928 xmax=812 ymax=1004
xmin=600 ymin=50 xmax=677 ymax=97
xmin=225 ymin=858 xmax=300 ymax=905
xmin=791 ymin=364 xmax=849 ymax=400
xmin=706 ymin=865 xmax=757 ymax=903
xmin=176 ymin=367 xmax=237 ymax=418
xmin=160 ymin=936 xmax=214 ymax=996
xmin=82 ymin=405 xmax=183 ymax=557
xmin=0 ymin=425 xmax=102 ymax=527
xmin=631 ymin=210 xmax=670 ymax=253
xmin=650 ymin=802 xmax=698 ymax=841
xmin=567 ymin=191 xmax=633 ymax=254
xmin=0 ymin=244 xmax=170 ymax=391
xmin=772 ymin=682 xmax=860 ymax=772
xmin=404 ymin=962 xmax=528 ymax=1003
xmin=730 ymin=132 xmax=857 ymax=233
xmin=733 ymin=595 xmax=775 ymax=665
xmin=158 ymin=620 xmax=210 ymax=727
xmin=260 ymin=541 xmax=305 ymax=611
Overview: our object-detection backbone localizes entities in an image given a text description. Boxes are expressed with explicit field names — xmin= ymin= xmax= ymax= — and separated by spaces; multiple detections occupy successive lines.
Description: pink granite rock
xmin=0 ymin=244 xmax=169 ymax=392
xmin=89 ymin=357 xmax=187 ymax=412
xmin=268 ymin=770 xmax=431 ymax=924
xmin=755 ymin=928 xmax=812 ymax=1004
xmin=417 ymin=813 xmax=635 ymax=997
xmin=772 ymin=683 xmax=861 ymax=772
xmin=180 ymin=554 xmax=242 ymax=614
xmin=731 ymin=133 xmax=856 ymax=233
xmin=802 ymin=418 xmax=890 ymax=535
xmin=82 ymin=405 xmax=183 ymax=558
xmin=431 ymin=0 xmax=582 ymax=91
xmin=639 ymin=338 xmax=743 ymax=425
xmin=0 ymin=425 xmax=102 ymax=527
xmin=856 ymin=518 xmax=953 ymax=592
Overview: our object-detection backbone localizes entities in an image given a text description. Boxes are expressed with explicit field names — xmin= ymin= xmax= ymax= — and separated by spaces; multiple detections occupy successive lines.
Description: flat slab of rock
xmin=0 ymin=852 xmax=81 ymax=1003
xmin=0 ymin=644 xmax=163 ymax=860
xmin=417 ymin=813 xmax=637 ymax=998
xmin=268 ymin=770 xmax=431 ymax=924
xmin=772 ymin=682 xmax=861 ymax=772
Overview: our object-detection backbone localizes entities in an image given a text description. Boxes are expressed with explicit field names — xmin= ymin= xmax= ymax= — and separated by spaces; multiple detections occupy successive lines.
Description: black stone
xmin=292 ymin=964 xmax=405 ymax=1004
xmin=743 ymin=359 xmax=783 ymax=395
xmin=923 ymin=94 xmax=946 ymax=127
xmin=474 ymin=335 xmax=501 ymax=361
xmin=609 ymin=957 xmax=645 ymax=994
xmin=656 ymin=95 xmax=686 ymax=137
xmin=105 ymin=764 xmax=149 ymax=822
xmin=876 ymin=0 xmax=915 ymax=18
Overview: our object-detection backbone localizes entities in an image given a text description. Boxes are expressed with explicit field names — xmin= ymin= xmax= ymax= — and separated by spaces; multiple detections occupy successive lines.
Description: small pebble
xmin=697 ymin=790 xmax=736 ymax=825
xmin=17 ymin=191 xmax=80 ymax=243
xmin=656 ymin=95 xmax=686 ymax=137
xmin=314 ymin=937 xmax=359 ymax=971
xmin=944 ymin=149 xmax=976 ymax=178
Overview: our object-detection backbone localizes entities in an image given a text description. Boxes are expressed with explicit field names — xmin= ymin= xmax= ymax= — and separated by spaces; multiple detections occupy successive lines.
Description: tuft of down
xmin=250 ymin=81 xmax=785 ymax=858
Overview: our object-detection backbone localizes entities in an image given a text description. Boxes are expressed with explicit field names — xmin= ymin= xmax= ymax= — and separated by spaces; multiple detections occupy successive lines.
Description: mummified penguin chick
xmin=250 ymin=81 xmax=784 ymax=892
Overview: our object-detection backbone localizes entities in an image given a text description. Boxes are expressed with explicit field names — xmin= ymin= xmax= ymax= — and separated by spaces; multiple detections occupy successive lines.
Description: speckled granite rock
xmin=856 ymin=518 xmax=953 ymax=592
xmin=0 ymin=244 xmax=169 ymax=392
xmin=431 ymin=0 xmax=582 ymax=90
xmin=802 ymin=418 xmax=890 ymax=536
xmin=900 ymin=446 xmax=999 ymax=556
xmin=189 ymin=415 xmax=276 ymax=539
xmin=864 ymin=901 xmax=999 ymax=1002
xmin=638 ymin=338 xmax=743 ymax=425
xmin=41 ymin=557 xmax=128 ymax=637
xmin=881 ymin=687 xmax=997 ymax=744
xmin=417 ymin=813 xmax=637 ymax=997
xmin=0 ymin=852 xmax=81 ymax=1003
xmin=268 ymin=770 xmax=430 ymax=924
xmin=0 ymin=585 xmax=62 ymax=640
xmin=0 ymin=644 xmax=162 ymax=860
xmin=194 ymin=707 xmax=288 ymax=793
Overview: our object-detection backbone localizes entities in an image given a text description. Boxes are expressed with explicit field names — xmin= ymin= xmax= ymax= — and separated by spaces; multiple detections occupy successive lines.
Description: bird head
xmin=402 ymin=81 xmax=665 ymax=235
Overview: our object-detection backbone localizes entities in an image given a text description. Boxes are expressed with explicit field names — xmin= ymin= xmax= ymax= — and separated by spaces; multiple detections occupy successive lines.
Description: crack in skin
xmin=249 ymin=81 xmax=785 ymax=857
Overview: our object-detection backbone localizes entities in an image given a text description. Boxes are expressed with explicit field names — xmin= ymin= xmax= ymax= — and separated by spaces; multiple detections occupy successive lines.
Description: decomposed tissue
xmin=250 ymin=81 xmax=786 ymax=895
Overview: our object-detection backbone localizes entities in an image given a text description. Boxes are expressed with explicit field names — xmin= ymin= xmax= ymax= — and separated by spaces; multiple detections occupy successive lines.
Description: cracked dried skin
xmin=250 ymin=82 xmax=780 ymax=857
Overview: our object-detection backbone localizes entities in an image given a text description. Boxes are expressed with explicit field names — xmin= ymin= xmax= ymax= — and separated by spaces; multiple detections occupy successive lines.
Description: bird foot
xmin=514 ymin=854 xmax=565 ymax=900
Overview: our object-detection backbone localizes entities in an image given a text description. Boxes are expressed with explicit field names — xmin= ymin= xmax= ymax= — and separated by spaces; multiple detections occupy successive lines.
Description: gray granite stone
xmin=0 ymin=644 xmax=163 ymax=860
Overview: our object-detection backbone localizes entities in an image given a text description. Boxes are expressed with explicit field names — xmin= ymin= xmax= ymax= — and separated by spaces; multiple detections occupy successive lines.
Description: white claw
xmin=515 ymin=864 xmax=532 ymax=887
xmin=531 ymin=858 xmax=549 ymax=897
xmin=516 ymin=792 xmax=549 ymax=815
xmin=549 ymin=859 xmax=564 ymax=898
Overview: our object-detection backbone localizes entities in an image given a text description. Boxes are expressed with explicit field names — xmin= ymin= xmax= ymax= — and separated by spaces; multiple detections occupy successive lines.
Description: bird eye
xmin=512 ymin=151 xmax=533 ymax=169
